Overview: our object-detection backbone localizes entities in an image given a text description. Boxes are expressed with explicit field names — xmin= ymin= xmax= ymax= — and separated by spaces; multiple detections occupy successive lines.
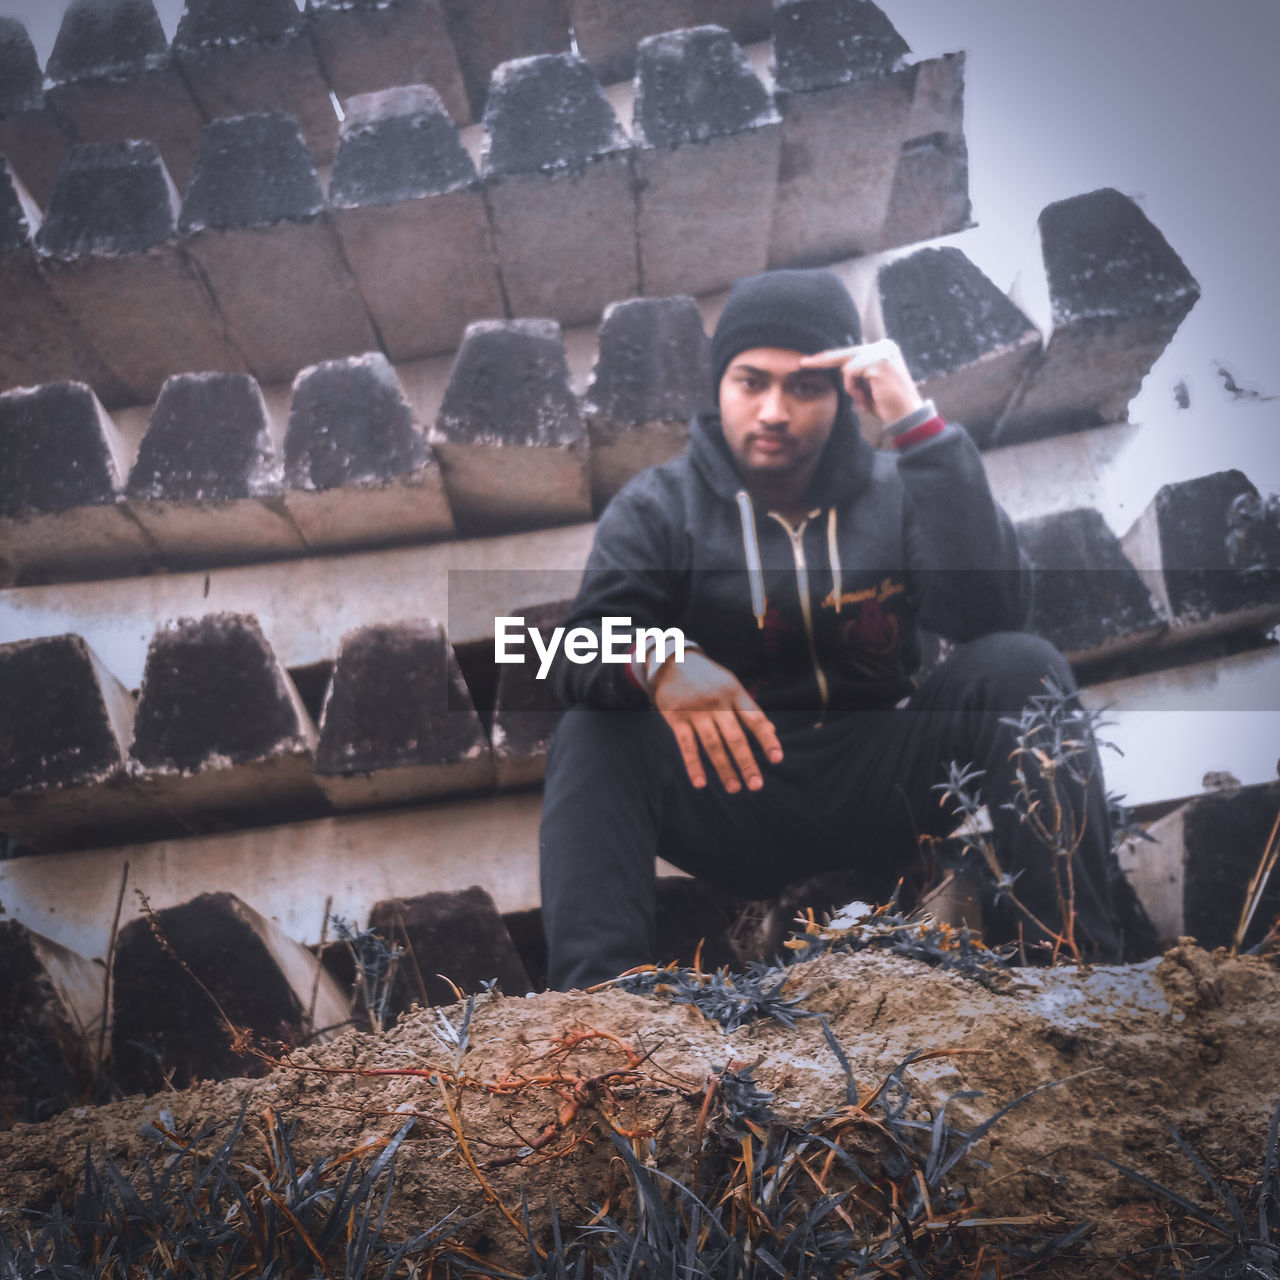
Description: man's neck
xmin=743 ymin=468 xmax=817 ymax=519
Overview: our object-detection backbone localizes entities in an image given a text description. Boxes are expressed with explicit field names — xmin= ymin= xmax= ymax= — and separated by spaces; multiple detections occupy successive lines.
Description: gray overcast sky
xmin=4 ymin=0 xmax=1278 ymax=799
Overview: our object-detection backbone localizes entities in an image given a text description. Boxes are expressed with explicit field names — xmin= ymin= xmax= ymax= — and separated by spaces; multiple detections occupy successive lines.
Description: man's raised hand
xmin=651 ymin=650 xmax=783 ymax=793
xmin=798 ymin=337 xmax=923 ymax=424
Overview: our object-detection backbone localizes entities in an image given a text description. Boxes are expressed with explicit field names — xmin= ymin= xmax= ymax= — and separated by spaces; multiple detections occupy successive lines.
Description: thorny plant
xmin=934 ymin=676 xmax=1118 ymax=965
xmin=331 ymin=915 xmax=404 ymax=1036
xmin=1105 ymin=1101 xmax=1280 ymax=1278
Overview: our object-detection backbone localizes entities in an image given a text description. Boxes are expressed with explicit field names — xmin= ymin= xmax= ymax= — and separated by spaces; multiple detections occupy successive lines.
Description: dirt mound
xmin=2 ymin=941 xmax=1277 ymax=1275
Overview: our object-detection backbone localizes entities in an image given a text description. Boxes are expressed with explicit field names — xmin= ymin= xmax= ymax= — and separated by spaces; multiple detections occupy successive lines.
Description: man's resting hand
xmin=651 ymin=650 xmax=783 ymax=792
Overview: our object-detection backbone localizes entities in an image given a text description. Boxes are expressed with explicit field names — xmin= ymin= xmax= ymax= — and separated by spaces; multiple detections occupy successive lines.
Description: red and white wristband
xmin=884 ymin=398 xmax=944 ymax=450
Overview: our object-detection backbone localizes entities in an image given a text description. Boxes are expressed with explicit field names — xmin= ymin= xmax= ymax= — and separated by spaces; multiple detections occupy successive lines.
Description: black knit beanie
xmin=710 ymin=269 xmax=862 ymax=398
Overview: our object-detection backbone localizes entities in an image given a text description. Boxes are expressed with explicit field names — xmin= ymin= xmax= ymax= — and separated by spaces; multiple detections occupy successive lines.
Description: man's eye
xmin=739 ymin=376 xmax=767 ymax=392
xmin=791 ymin=379 xmax=830 ymax=399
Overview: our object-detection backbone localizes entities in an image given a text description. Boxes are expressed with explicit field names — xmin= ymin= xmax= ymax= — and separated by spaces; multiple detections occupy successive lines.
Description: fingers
xmin=663 ymin=702 xmax=781 ymax=793
xmin=735 ymin=693 xmax=784 ymax=765
xmin=670 ymin=718 xmax=706 ymax=790
xmin=798 ymin=339 xmax=903 ymax=372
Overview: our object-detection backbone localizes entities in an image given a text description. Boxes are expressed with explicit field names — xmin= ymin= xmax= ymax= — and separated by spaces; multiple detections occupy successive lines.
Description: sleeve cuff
xmin=885 ymin=399 xmax=945 ymax=450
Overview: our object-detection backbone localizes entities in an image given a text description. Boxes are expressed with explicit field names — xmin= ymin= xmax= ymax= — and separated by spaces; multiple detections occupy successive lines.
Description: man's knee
xmin=952 ymin=631 xmax=1075 ymax=704
xmin=546 ymin=704 xmax=669 ymax=781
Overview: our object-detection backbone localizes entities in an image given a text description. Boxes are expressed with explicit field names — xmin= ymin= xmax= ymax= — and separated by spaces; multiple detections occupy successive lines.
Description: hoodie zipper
xmin=767 ymin=509 xmax=830 ymax=724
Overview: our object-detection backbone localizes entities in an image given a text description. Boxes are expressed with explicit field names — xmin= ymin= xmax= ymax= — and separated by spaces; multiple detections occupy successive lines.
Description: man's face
xmin=718 ymin=348 xmax=839 ymax=483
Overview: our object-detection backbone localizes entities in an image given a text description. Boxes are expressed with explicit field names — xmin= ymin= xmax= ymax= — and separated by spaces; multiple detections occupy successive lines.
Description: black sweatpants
xmin=539 ymin=632 xmax=1123 ymax=989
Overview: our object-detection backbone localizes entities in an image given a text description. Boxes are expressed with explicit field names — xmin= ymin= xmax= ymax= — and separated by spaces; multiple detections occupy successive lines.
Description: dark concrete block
xmin=998 ymin=188 xmax=1201 ymax=444
xmin=36 ymin=141 xmax=245 ymax=402
xmin=129 ymin=615 xmax=319 ymax=816
xmin=369 ymin=886 xmax=532 ymax=1010
xmin=329 ymin=85 xmax=504 ymax=359
xmin=873 ymin=246 xmax=1038 ymax=446
xmin=482 ymin=52 xmax=636 ymax=324
xmin=0 ymin=17 xmax=75 ymax=206
xmin=123 ymin=372 xmax=302 ymax=563
xmin=284 ymin=352 xmax=453 ymax=550
xmin=180 ymin=112 xmax=380 ymax=383
xmin=878 ymin=128 xmax=971 ymax=249
xmin=44 ymin=0 xmax=205 ymax=190
xmin=633 ymin=26 xmax=780 ymax=296
xmin=174 ymin=0 xmax=338 ymax=163
xmin=566 ymin=0 xmax=772 ymax=83
xmin=1017 ymin=508 xmax=1164 ymax=663
xmin=111 ymin=892 xmax=336 ymax=1093
xmin=439 ymin=0 xmax=571 ymax=122
xmin=767 ymin=0 xmax=917 ymax=265
xmin=0 ymin=923 xmax=101 ymax=1124
xmin=1122 ymin=470 xmax=1280 ymax=643
xmin=0 ymin=160 xmax=131 ymax=409
xmin=0 ymin=633 xmax=140 ymax=849
xmin=306 ymin=0 xmax=470 ymax=126
xmin=584 ymin=295 xmax=711 ymax=507
xmin=491 ymin=599 xmax=571 ymax=787
xmin=433 ymin=319 xmax=591 ymax=534
xmin=314 ymin=621 xmax=492 ymax=807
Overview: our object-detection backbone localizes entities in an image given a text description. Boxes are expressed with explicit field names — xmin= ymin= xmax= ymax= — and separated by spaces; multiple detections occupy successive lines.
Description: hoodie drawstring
xmin=827 ymin=506 xmax=842 ymax=615
xmin=735 ymin=489 xmax=768 ymax=629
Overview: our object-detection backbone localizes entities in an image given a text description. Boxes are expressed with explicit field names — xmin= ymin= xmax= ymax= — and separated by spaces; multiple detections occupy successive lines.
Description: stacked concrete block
xmin=870 ymin=247 xmax=1040 ymax=447
xmin=44 ymin=0 xmax=207 ymax=192
xmin=0 ymin=383 xmax=152 ymax=584
xmin=632 ymin=27 xmax=780 ymax=298
xmin=111 ymin=891 xmax=349 ymax=1093
xmin=1121 ymin=470 xmax=1280 ymax=646
xmin=432 ymin=319 xmax=591 ymax=534
xmin=314 ymin=621 xmax=492 ymax=808
xmin=306 ymin=0 xmax=470 ymax=126
xmin=1121 ymin=780 xmax=1280 ymax=949
xmin=36 ymin=141 xmax=245 ymax=404
xmin=998 ymin=188 xmax=1201 ymax=444
xmin=767 ymin=0 xmax=915 ymax=266
xmin=566 ymin=0 xmax=771 ymax=84
xmin=481 ymin=53 xmax=637 ymax=326
xmin=284 ymin=352 xmax=453 ymax=552
xmin=0 ymin=634 xmax=139 ymax=850
xmin=583 ymin=295 xmax=712 ymax=508
xmin=0 ymin=160 xmax=130 ymax=408
xmin=179 ymin=112 xmax=380 ymax=384
xmin=1017 ymin=508 xmax=1165 ymax=664
xmin=127 ymin=614 xmax=321 ymax=818
xmin=173 ymin=0 xmax=338 ymax=163
xmin=124 ymin=372 xmax=305 ymax=564
xmin=369 ymin=887 xmax=532 ymax=1012
xmin=0 ymin=18 xmax=76 ymax=207
xmin=438 ymin=0 xmax=572 ymax=122
xmin=328 ymin=86 xmax=505 ymax=361
xmin=0 ymin=922 xmax=103 ymax=1123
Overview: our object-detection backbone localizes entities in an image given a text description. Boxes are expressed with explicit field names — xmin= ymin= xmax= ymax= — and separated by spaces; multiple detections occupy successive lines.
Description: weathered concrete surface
xmin=44 ymin=0 xmax=207 ymax=191
xmin=0 ymin=922 xmax=103 ymax=1125
xmin=879 ymin=128 xmax=971 ymax=249
xmin=1121 ymin=469 xmax=1280 ymax=645
xmin=633 ymin=26 xmax=780 ymax=298
xmin=439 ymin=0 xmax=571 ymax=122
xmin=583 ymin=295 xmax=711 ymax=509
xmin=432 ymin=319 xmax=591 ymax=534
xmin=306 ymin=0 xmax=470 ymax=125
xmin=490 ymin=599 xmax=570 ymax=788
xmin=111 ymin=891 xmax=349 ymax=1094
xmin=173 ymin=0 xmax=338 ymax=163
xmin=999 ymin=188 xmax=1201 ymax=445
xmin=482 ymin=53 xmax=637 ymax=326
xmin=0 ymin=382 xmax=153 ymax=585
xmin=870 ymin=247 xmax=1039 ymax=448
xmin=0 ymin=159 xmax=131 ymax=408
xmin=36 ymin=140 xmax=245 ymax=403
xmin=0 ymin=632 xmax=140 ymax=850
xmin=124 ymin=372 xmax=304 ymax=565
xmin=329 ymin=85 xmax=504 ymax=360
xmin=369 ymin=886 xmax=532 ymax=1011
xmin=1017 ymin=507 xmax=1165 ymax=664
xmin=767 ymin=0 xmax=914 ymax=266
xmin=179 ymin=112 xmax=380 ymax=385
xmin=127 ymin=613 xmax=322 ymax=818
xmin=314 ymin=621 xmax=492 ymax=808
xmin=1122 ymin=780 xmax=1280 ymax=949
xmin=284 ymin=351 xmax=453 ymax=552
xmin=0 ymin=17 xmax=76 ymax=207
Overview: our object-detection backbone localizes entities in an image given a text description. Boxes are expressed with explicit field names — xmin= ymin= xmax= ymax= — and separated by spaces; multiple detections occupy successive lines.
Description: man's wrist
xmin=629 ymin=637 xmax=701 ymax=699
xmin=884 ymin=398 xmax=943 ymax=449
